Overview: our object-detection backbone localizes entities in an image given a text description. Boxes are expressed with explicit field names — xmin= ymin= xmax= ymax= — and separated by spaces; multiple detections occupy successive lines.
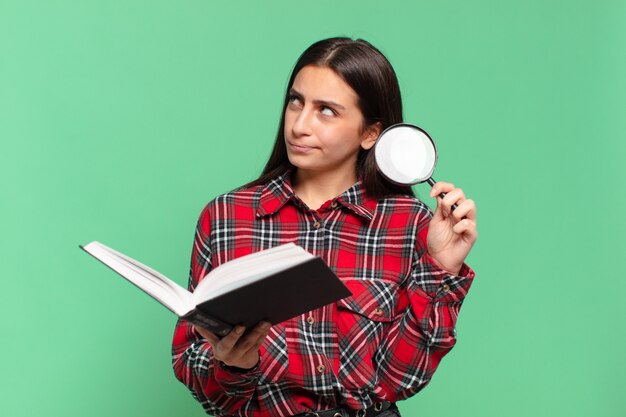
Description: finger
xmin=216 ymin=325 xmax=246 ymax=353
xmin=432 ymin=193 xmax=444 ymax=220
xmin=441 ymin=188 xmax=466 ymax=215
xmin=240 ymin=321 xmax=272 ymax=355
xmin=451 ymin=199 xmax=476 ymax=222
xmin=433 ymin=188 xmax=463 ymax=220
xmin=430 ymin=182 xmax=455 ymax=198
xmin=452 ymin=218 xmax=478 ymax=240
xmin=193 ymin=326 xmax=220 ymax=346
xmin=230 ymin=322 xmax=271 ymax=357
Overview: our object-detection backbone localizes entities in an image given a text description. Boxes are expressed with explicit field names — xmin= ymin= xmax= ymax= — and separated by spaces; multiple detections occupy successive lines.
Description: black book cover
xmin=183 ymin=257 xmax=351 ymax=336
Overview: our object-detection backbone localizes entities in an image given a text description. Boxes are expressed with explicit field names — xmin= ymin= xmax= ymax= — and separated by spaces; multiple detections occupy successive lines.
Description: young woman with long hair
xmin=172 ymin=37 xmax=477 ymax=417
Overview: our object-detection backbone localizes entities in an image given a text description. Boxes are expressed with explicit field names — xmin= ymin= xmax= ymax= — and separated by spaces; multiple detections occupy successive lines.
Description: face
xmin=284 ymin=65 xmax=379 ymax=179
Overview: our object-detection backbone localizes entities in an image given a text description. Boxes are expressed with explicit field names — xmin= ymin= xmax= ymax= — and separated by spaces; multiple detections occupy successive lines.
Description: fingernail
xmin=261 ymin=321 xmax=271 ymax=330
xmin=235 ymin=326 xmax=244 ymax=335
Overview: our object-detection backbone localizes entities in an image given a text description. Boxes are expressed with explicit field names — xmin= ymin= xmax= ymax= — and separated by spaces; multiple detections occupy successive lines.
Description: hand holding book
xmin=195 ymin=322 xmax=271 ymax=370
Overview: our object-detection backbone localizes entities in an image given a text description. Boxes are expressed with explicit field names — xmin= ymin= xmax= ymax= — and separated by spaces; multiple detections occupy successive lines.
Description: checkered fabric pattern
xmin=172 ymin=169 xmax=475 ymax=417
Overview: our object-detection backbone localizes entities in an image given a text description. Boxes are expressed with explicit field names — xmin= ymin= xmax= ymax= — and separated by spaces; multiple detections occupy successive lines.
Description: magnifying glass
xmin=374 ymin=123 xmax=458 ymax=210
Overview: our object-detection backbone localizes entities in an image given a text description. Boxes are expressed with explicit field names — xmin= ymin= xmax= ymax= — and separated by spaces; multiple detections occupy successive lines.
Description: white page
xmin=83 ymin=242 xmax=193 ymax=316
xmin=193 ymin=243 xmax=312 ymax=302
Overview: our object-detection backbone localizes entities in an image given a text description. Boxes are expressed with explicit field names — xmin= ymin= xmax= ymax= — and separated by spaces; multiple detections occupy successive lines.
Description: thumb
xmin=432 ymin=195 xmax=446 ymax=221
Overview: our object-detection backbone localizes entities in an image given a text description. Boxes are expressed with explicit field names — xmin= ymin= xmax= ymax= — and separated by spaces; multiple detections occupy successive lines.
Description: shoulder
xmin=196 ymin=182 xmax=268 ymax=226
xmin=209 ymin=183 xmax=265 ymax=208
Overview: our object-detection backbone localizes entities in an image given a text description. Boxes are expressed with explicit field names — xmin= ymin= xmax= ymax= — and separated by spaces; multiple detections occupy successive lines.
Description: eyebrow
xmin=289 ymin=88 xmax=346 ymax=111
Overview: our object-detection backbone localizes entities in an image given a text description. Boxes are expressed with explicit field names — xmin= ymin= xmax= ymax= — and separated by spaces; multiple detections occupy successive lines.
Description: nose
xmin=291 ymin=107 xmax=313 ymax=137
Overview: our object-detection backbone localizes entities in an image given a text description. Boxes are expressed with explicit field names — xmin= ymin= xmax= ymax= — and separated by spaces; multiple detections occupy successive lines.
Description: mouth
xmin=287 ymin=141 xmax=315 ymax=153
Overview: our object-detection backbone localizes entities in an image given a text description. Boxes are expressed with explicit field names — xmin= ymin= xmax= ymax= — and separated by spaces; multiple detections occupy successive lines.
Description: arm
xmin=171 ymin=205 xmax=263 ymax=415
xmin=374 ymin=230 xmax=475 ymax=400
xmin=376 ymin=184 xmax=477 ymax=400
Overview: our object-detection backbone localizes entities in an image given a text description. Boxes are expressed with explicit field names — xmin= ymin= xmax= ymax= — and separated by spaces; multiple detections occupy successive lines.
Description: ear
xmin=360 ymin=122 xmax=382 ymax=151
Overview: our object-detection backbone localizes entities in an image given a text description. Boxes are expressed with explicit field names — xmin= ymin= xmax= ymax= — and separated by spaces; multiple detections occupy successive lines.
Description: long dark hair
xmin=241 ymin=37 xmax=414 ymax=199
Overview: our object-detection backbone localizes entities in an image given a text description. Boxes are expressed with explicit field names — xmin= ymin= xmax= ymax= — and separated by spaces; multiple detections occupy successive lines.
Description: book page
xmin=82 ymin=242 xmax=193 ymax=316
xmin=193 ymin=243 xmax=313 ymax=303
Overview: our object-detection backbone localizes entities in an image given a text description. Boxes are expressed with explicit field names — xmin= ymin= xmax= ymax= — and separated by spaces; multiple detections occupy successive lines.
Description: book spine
xmin=181 ymin=310 xmax=233 ymax=338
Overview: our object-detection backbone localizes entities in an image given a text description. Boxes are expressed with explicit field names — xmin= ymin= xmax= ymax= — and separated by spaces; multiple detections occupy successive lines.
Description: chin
xmin=286 ymin=153 xmax=312 ymax=170
xmin=287 ymin=160 xmax=321 ymax=174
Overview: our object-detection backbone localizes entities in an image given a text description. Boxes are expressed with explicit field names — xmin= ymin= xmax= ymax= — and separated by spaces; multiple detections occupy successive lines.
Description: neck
xmin=292 ymin=168 xmax=358 ymax=210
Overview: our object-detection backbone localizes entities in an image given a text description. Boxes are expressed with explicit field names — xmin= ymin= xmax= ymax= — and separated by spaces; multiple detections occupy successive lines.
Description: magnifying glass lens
xmin=375 ymin=124 xmax=437 ymax=185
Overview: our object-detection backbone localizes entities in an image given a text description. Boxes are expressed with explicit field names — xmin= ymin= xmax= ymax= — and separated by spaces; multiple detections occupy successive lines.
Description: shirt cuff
xmin=419 ymin=252 xmax=475 ymax=302
xmin=218 ymin=358 xmax=261 ymax=374
xmin=214 ymin=357 xmax=262 ymax=386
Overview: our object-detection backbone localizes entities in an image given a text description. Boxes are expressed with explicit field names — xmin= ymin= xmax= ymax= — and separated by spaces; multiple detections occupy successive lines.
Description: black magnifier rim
xmin=374 ymin=122 xmax=439 ymax=186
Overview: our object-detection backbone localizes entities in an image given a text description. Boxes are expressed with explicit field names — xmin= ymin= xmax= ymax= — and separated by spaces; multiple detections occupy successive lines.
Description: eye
xmin=320 ymin=106 xmax=336 ymax=117
xmin=288 ymin=94 xmax=302 ymax=107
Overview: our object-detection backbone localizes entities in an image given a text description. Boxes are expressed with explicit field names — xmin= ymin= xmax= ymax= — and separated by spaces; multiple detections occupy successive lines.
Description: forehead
xmin=291 ymin=65 xmax=359 ymax=107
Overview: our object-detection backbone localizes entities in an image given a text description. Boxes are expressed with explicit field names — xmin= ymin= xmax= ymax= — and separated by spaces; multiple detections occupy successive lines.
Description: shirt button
xmin=306 ymin=316 xmax=315 ymax=324
xmin=330 ymin=201 xmax=338 ymax=208
xmin=313 ymin=221 xmax=321 ymax=229
xmin=373 ymin=307 xmax=384 ymax=316
xmin=442 ymin=284 xmax=450 ymax=293
xmin=317 ymin=365 xmax=325 ymax=373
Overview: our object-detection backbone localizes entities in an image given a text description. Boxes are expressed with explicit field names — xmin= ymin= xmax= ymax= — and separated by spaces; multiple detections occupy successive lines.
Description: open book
xmin=80 ymin=242 xmax=351 ymax=337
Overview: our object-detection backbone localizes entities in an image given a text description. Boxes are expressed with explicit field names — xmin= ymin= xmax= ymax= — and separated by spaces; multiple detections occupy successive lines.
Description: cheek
xmin=283 ymin=112 xmax=293 ymax=135
xmin=319 ymin=126 xmax=362 ymax=150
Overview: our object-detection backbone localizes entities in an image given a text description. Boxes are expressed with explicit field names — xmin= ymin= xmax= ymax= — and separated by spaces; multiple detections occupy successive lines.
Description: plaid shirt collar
xmin=256 ymin=169 xmax=377 ymax=222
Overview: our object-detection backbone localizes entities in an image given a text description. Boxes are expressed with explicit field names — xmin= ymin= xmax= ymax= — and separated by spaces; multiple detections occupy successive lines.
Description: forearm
xmin=172 ymin=320 xmax=260 ymax=414
xmin=376 ymin=252 xmax=474 ymax=401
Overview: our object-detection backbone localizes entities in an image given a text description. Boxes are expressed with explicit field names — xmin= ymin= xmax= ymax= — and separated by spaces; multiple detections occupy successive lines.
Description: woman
xmin=172 ymin=37 xmax=477 ymax=417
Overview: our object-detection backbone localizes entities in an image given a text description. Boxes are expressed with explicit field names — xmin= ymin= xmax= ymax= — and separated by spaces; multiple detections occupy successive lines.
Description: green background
xmin=1 ymin=1 xmax=624 ymax=416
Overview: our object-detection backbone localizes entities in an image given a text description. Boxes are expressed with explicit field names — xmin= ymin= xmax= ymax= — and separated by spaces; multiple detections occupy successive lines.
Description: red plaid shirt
xmin=172 ymin=170 xmax=475 ymax=417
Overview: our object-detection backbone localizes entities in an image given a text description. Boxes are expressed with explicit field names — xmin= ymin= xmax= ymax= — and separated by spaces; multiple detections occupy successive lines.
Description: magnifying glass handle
xmin=426 ymin=178 xmax=458 ymax=211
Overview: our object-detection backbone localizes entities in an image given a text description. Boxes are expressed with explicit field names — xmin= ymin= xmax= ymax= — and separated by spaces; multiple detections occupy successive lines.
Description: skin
xmin=194 ymin=321 xmax=271 ymax=370
xmin=194 ymin=64 xmax=478 ymax=369
xmin=428 ymin=182 xmax=478 ymax=274
xmin=285 ymin=65 xmax=381 ymax=209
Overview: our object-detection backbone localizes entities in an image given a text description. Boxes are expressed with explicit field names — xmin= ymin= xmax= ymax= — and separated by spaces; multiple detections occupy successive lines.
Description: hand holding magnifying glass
xmin=374 ymin=123 xmax=479 ymax=275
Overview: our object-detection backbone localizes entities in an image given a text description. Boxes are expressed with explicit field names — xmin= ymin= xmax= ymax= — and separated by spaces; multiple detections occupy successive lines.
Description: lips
xmin=288 ymin=141 xmax=315 ymax=153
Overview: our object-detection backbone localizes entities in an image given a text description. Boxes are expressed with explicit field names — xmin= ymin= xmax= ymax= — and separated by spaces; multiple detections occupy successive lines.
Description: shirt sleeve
xmin=171 ymin=204 xmax=261 ymax=415
xmin=375 ymin=209 xmax=475 ymax=401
